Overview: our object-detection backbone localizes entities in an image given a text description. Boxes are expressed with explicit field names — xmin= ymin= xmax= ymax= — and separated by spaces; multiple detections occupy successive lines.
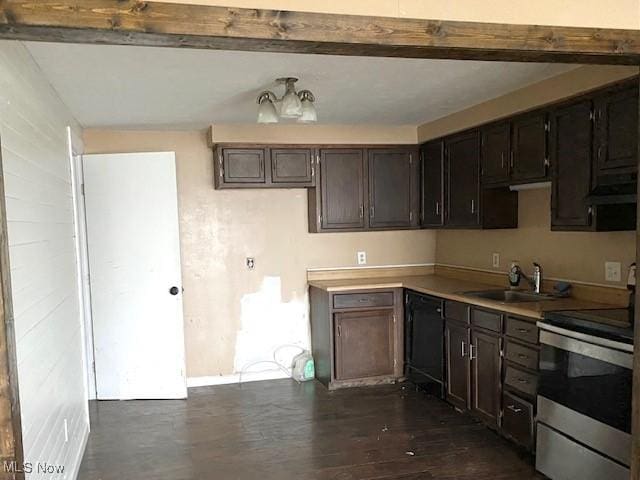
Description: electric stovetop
xmin=542 ymin=308 xmax=634 ymax=345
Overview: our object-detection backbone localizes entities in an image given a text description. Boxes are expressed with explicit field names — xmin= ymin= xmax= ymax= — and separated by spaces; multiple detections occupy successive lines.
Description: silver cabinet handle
xmin=517 ymin=378 xmax=530 ymax=384
xmin=471 ymin=199 xmax=475 ymax=214
xmin=469 ymin=344 xmax=476 ymax=360
xmin=461 ymin=341 xmax=466 ymax=357
xmin=507 ymin=404 xmax=523 ymax=413
xmin=435 ymin=201 xmax=440 ymax=215
xmin=370 ymin=206 xmax=375 ymax=218
xmin=359 ymin=205 xmax=364 ymax=218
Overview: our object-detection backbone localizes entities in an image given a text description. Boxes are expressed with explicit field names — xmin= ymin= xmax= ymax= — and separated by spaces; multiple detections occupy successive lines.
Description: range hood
xmin=586 ymin=173 xmax=637 ymax=206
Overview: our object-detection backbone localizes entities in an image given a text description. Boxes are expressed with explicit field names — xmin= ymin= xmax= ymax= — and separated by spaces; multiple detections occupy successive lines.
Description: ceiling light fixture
xmin=257 ymin=77 xmax=317 ymax=124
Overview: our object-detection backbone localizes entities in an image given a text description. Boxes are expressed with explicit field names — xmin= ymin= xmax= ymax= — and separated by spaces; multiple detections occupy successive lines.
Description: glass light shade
xmin=257 ymin=98 xmax=278 ymax=123
xmin=298 ymin=98 xmax=317 ymax=123
xmin=279 ymin=90 xmax=303 ymax=118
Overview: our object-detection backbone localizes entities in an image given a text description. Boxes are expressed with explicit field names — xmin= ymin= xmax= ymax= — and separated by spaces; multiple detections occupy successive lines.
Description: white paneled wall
xmin=0 ymin=42 xmax=88 ymax=479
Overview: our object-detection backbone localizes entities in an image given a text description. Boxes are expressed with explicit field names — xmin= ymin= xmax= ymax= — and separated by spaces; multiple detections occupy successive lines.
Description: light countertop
xmin=308 ymin=274 xmax=619 ymax=320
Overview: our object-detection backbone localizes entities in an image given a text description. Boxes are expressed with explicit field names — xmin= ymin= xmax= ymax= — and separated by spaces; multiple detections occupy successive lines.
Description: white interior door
xmin=83 ymin=152 xmax=187 ymax=400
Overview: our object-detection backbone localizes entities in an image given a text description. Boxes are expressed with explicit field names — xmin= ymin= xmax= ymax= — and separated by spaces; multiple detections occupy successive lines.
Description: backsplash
xmin=436 ymin=188 xmax=636 ymax=288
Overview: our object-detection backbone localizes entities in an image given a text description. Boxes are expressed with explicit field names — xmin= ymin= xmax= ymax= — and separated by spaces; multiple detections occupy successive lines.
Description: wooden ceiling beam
xmin=0 ymin=1 xmax=639 ymax=64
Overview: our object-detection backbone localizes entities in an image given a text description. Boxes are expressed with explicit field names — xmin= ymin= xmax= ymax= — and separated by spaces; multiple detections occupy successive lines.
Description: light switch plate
xmin=605 ymin=261 xmax=621 ymax=282
xmin=357 ymin=251 xmax=367 ymax=265
xmin=492 ymin=253 xmax=500 ymax=269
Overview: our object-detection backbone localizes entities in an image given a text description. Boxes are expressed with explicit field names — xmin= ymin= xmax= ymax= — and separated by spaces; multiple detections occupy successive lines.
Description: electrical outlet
xmin=492 ymin=253 xmax=500 ymax=269
xmin=605 ymin=261 xmax=621 ymax=282
xmin=357 ymin=251 xmax=367 ymax=265
xmin=246 ymin=257 xmax=255 ymax=270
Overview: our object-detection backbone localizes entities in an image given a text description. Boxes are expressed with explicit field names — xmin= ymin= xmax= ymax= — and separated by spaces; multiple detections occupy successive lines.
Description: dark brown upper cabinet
xmin=309 ymin=146 xmax=419 ymax=233
xmin=593 ymin=84 xmax=639 ymax=175
xmin=368 ymin=149 xmax=419 ymax=229
xmin=511 ymin=112 xmax=549 ymax=183
xmin=315 ymin=149 xmax=366 ymax=231
xmin=217 ymin=147 xmax=266 ymax=186
xmin=421 ymin=141 xmax=445 ymax=227
xmin=481 ymin=122 xmax=511 ymax=185
xmin=420 ymin=132 xmax=517 ymax=230
xmin=445 ymin=131 xmax=481 ymax=227
xmin=214 ymin=145 xmax=316 ymax=188
xmin=270 ymin=148 xmax=315 ymax=185
xmin=550 ymin=100 xmax=594 ymax=231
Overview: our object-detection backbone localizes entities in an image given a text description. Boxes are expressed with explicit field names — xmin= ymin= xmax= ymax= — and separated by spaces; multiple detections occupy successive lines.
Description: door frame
xmin=0 ymin=1 xmax=638 ymax=476
xmin=0 ymin=137 xmax=24 ymax=480
xmin=66 ymin=127 xmax=97 ymax=402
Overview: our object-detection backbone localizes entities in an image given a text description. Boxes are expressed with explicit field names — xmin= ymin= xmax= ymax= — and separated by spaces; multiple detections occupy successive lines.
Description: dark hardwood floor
xmin=78 ymin=380 xmax=543 ymax=479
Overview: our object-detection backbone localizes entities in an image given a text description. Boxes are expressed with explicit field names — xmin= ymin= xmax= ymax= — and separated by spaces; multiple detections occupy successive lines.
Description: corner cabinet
xmin=214 ymin=144 xmax=316 ymax=188
xmin=420 ymin=131 xmax=517 ymax=230
xmin=309 ymin=287 xmax=404 ymax=390
xmin=308 ymin=146 xmax=420 ymax=233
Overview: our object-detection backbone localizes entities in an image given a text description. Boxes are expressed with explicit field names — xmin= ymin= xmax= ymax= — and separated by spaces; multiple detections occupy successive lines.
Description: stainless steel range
xmin=536 ymin=309 xmax=634 ymax=480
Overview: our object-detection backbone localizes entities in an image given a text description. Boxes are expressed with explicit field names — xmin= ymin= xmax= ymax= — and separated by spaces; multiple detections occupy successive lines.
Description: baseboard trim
xmin=187 ymin=370 xmax=290 ymax=388
xmin=69 ymin=423 xmax=90 ymax=480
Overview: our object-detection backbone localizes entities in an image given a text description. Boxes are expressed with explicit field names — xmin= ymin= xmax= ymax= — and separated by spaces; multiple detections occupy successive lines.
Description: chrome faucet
xmin=509 ymin=262 xmax=543 ymax=294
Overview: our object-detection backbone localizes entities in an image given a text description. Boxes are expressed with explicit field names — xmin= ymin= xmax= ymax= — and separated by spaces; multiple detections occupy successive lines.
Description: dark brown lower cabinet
xmin=470 ymin=330 xmax=502 ymax=427
xmin=334 ymin=310 xmax=395 ymax=381
xmin=441 ymin=303 xmax=539 ymax=452
xmin=502 ymin=391 xmax=535 ymax=450
xmin=445 ymin=320 xmax=469 ymax=410
xmin=309 ymin=286 xmax=403 ymax=390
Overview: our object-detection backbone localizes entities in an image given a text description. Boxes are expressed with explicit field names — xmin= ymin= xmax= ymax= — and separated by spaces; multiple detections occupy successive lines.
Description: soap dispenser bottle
xmin=508 ymin=261 xmax=521 ymax=288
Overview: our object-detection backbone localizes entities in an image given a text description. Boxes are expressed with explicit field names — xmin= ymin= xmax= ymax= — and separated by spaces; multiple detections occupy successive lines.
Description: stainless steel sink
xmin=463 ymin=289 xmax=558 ymax=303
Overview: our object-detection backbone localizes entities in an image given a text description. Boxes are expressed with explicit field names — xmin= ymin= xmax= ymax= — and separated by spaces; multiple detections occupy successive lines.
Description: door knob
xmin=169 ymin=286 xmax=180 ymax=296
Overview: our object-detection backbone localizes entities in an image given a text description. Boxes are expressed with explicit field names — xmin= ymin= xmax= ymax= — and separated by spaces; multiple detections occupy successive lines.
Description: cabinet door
xmin=594 ymin=86 xmax=639 ymax=174
xmin=319 ymin=149 xmax=365 ymax=230
xmin=550 ymin=100 xmax=594 ymax=230
xmin=445 ymin=131 xmax=480 ymax=227
xmin=445 ymin=321 xmax=469 ymax=410
xmin=334 ymin=310 xmax=395 ymax=381
xmin=270 ymin=148 xmax=314 ymax=186
xmin=220 ymin=147 xmax=266 ymax=184
xmin=512 ymin=112 xmax=548 ymax=182
xmin=421 ymin=141 xmax=444 ymax=227
xmin=481 ymin=122 xmax=511 ymax=184
xmin=368 ymin=148 xmax=418 ymax=228
xmin=470 ymin=330 xmax=502 ymax=427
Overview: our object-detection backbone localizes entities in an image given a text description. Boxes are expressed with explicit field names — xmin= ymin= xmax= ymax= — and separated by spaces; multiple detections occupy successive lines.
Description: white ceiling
xmin=25 ymin=42 xmax=577 ymax=129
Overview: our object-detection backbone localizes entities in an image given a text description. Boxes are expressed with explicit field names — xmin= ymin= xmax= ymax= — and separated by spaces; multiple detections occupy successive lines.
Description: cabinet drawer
xmin=504 ymin=366 xmax=538 ymax=398
xmin=502 ymin=391 xmax=534 ymax=450
xmin=505 ymin=340 xmax=539 ymax=371
xmin=470 ymin=308 xmax=502 ymax=333
xmin=505 ymin=317 xmax=538 ymax=344
xmin=333 ymin=292 xmax=394 ymax=309
xmin=445 ymin=301 xmax=468 ymax=323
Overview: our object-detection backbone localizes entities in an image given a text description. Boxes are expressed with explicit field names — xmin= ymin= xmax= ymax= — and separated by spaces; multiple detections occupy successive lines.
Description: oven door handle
xmin=538 ymin=328 xmax=633 ymax=369
xmin=537 ymin=321 xmax=634 ymax=354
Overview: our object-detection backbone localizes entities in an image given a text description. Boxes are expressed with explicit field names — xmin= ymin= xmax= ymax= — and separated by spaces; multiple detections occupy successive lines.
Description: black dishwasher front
xmin=404 ymin=291 xmax=445 ymax=397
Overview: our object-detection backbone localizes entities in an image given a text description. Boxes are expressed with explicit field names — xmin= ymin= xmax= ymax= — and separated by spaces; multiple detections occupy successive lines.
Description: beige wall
xmin=420 ymin=65 xmax=639 ymax=288
xmin=151 ymin=0 xmax=640 ymax=29
xmin=437 ymin=188 xmax=636 ymax=287
xmin=83 ymin=128 xmax=436 ymax=378
xmin=418 ymin=65 xmax=640 ymax=142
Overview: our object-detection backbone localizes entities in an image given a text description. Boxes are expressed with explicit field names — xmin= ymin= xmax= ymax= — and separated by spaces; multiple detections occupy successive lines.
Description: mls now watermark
xmin=4 ymin=461 xmax=65 ymax=475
